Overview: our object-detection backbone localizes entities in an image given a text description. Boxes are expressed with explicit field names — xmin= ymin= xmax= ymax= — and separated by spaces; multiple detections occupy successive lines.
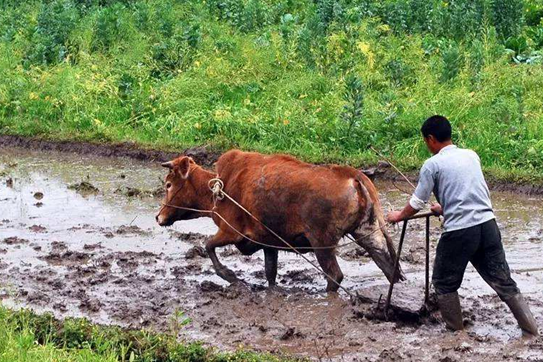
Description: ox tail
xmin=355 ymin=176 xmax=374 ymax=227
xmin=354 ymin=174 xmax=406 ymax=283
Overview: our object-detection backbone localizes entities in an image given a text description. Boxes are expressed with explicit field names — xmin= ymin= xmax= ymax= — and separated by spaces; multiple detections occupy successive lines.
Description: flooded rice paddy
xmin=0 ymin=145 xmax=542 ymax=361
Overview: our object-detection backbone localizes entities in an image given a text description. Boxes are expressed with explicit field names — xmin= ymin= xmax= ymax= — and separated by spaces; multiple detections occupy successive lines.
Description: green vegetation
xmin=0 ymin=306 xmax=300 ymax=361
xmin=1 ymin=0 xmax=543 ymax=182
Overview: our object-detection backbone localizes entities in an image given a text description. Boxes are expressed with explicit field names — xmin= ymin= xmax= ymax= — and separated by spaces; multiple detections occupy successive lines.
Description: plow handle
xmin=405 ymin=211 xmax=437 ymax=221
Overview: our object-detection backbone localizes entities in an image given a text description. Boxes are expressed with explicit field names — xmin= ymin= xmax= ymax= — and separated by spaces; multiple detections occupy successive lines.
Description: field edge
xmin=2 ymin=133 xmax=543 ymax=195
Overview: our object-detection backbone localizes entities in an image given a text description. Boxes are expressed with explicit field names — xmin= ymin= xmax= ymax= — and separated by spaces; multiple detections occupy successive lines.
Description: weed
xmin=441 ymin=42 xmax=463 ymax=82
xmin=169 ymin=308 xmax=191 ymax=338
xmin=25 ymin=0 xmax=80 ymax=65
xmin=341 ymin=75 xmax=364 ymax=137
xmin=0 ymin=306 xmax=303 ymax=361
xmin=492 ymin=0 xmax=525 ymax=39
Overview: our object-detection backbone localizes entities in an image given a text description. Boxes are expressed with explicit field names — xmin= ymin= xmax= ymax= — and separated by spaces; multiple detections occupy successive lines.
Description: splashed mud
xmin=0 ymin=145 xmax=542 ymax=361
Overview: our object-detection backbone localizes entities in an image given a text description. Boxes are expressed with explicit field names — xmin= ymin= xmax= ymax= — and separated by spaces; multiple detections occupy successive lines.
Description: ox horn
xmin=161 ymin=161 xmax=174 ymax=169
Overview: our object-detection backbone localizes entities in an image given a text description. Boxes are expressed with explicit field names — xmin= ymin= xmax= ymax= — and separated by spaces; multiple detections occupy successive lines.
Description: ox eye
xmin=166 ymin=182 xmax=172 ymax=190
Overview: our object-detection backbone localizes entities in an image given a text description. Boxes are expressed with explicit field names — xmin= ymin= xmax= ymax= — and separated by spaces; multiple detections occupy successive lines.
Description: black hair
xmin=421 ymin=115 xmax=452 ymax=142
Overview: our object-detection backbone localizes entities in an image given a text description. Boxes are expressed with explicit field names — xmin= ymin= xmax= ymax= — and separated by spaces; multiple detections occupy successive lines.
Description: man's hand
xmin=430 ymin=202 xmax=443 ymax=216
xmin=387 ymin=203 xmax=419 ymax=224
xmin=387 ymin=210 xmax=403 ymax=224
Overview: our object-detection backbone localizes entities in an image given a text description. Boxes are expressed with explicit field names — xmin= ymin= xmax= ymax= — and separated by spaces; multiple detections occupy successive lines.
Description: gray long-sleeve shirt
xmin=409 ymin=145 xmax=495 ymax=232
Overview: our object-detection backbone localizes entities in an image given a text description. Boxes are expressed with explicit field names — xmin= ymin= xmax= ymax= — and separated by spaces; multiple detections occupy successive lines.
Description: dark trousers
xmin=432 ymin=218 xmax=519 ymax=299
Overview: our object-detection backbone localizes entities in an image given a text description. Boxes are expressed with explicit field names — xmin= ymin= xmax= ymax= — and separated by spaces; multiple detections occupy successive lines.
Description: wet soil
xmin=0 ymin=145 xmax=542 ymax=361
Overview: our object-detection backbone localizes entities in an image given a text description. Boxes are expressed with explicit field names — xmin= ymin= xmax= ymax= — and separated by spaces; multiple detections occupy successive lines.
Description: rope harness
xmin=160 ymin=176 xmax=393 ymax=297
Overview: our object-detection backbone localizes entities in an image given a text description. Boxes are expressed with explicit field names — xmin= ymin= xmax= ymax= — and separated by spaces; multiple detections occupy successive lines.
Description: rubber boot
xmin=437 ymin=292 xmax=464 ymax=331
xmin=503 ymin=293 xmax=539 ymax=337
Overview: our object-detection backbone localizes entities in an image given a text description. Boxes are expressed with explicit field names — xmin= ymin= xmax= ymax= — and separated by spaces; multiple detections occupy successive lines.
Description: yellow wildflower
xmin=377 ymin=24 xmax=391 ymax=33
xmin=357 ymin=42 xmax=375 ymax=69
xmin=214 ymin=109 xmax=231 ymax=120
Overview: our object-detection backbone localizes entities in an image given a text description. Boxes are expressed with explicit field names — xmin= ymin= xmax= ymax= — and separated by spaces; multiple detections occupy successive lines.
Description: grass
xmin=1 ymin=0 xmax=543 ymax=185
xmin=0 ymin=305 xmax=302 ymax=362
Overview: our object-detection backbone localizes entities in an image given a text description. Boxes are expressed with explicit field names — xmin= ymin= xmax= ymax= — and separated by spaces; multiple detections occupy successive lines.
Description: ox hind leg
xmin=314 ymin=249 xmax=344 ymax=292
xmin=306 ymin=235 xmax=344 ymax=292
xmin=205 ymin=229 xmax=241 ymax=284
xmin=264 ymin=248 xmax=278 ymax=287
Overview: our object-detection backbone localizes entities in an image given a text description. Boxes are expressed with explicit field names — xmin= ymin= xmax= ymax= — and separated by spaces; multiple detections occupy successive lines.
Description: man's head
xmin=421 ymin=115 xmax=452 ymax=155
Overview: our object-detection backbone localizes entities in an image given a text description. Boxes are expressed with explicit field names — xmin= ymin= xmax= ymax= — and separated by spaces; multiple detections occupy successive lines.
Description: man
xmin=387 ymin=115 xmax=539 ymax=336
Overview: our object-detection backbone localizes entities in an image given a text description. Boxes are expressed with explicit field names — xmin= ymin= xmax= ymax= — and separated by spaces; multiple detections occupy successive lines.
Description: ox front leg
xmin=314 ymin=249 xmax=344 ymax=293
xmin=205 ymin=230 xmax=240 ymax=284
xmin=264 ymin=248 xmax=278 ymax=287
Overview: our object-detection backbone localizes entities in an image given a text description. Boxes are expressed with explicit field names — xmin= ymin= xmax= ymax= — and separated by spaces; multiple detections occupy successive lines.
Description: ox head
xmin=156 ymin=156 xmax=200 ymax=226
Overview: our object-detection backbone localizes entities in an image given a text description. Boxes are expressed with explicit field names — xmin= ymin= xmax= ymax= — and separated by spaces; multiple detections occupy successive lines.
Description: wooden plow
xmin=377 ymin=211 xmax=438 ymax=321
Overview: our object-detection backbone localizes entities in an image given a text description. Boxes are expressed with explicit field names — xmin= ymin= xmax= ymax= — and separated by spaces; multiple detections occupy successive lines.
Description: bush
xmin=468 ymin=39 xmax=485 ymax=84
xmin=525 ymin=0 xmax=543 ymax=26
xmin=444 ymin=0 xmax=486 ymax=40
xmin=492 ymin=0 xmax=525 ymax=39
xmin=505 ymin=35 xmax=529 ymax=55
xmin=25 ymin=0 xmax=80 ymax=65
xmin=207 ymin=0 xmax=277 ymax=33
xmin=92 ymin=2 xmax=127 ymax=51
xmin=384 ymin=58 xmax=414 ymax=87
xmin=528 ymin=26 xmax=543 ymax=48
xmin=441 ymin=42 xmax=463 ymax=81
xmin=149 ymin=24 xmax=201 ymax=78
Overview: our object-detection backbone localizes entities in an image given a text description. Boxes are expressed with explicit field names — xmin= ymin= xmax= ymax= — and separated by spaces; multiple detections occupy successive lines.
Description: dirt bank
xmin=0 ymin=134 xmax=220 ymax=167
xmin=1 ymin=145 xmax=542 ymax=361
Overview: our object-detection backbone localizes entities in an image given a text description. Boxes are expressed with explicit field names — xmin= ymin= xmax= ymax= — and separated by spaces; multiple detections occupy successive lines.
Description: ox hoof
xmin=267 ymin=285 xmax=287 ymax=295
xmin=326 ymin=284 xmax=341 ymax=294
xmin=218 ymin=267 xmax=239 ymax=283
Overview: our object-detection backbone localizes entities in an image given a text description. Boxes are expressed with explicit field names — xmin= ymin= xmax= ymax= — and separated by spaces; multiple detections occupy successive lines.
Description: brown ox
xmin=156 ymin=150 xmax=404 ymax=292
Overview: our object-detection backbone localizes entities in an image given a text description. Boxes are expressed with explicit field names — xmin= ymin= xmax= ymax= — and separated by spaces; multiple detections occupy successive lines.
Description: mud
xmin=114 ymin=185 xmax=164 ymax=198
xmin=2 ymin=236 xmax=29 ymax=245
xmin=68 ymin=181 xmax=99 ymax=194
xmin=1 ymin=145 xmax=542 ymax=361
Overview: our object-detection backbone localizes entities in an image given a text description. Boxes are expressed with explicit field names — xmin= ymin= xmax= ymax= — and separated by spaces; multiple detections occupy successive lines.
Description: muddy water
xmin=0 ymin=146 xmax=542 ymax=361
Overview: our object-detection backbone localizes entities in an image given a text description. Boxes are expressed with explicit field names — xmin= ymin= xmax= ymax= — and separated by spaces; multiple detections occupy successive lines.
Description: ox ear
xmin=178 ymin=157 xmax=192 ymax=179
xmin=161 ymin=161 xmax=174 ymax=169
